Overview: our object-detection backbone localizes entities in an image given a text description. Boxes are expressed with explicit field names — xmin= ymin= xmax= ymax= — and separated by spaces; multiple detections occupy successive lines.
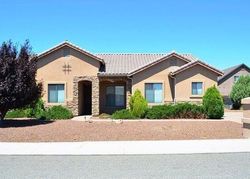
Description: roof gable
xmin=218 ymin=63 xmax=250 ymax=83
xmin=37 ymin=41 xmax=104 ymax=63
xmin=127 ymin=52 xmax=194 ymax=76
xmin=170 ymin=60 xmax=223 ymax=76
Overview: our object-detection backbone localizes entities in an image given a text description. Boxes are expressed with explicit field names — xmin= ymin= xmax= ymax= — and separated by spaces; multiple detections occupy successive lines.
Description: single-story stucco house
xmin=218 ymin=63 xmax=250 ymax=106
xmin=36 ymin=41 xmax=223 ymax=116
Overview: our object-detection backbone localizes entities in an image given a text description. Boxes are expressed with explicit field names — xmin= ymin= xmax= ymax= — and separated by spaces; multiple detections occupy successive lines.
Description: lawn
xmin=0 ymin=119 xmax=243 ymax=142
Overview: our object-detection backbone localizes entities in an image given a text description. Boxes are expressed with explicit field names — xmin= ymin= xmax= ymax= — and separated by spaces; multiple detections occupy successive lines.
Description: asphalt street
xmin=0 ymin=153 xmax=249 ymax=179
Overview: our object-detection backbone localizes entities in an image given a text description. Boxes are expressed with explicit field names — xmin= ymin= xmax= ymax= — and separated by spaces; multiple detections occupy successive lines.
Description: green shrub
xmin=173 ymin=103 xmax=205 ymax=119
xmin=111 ymin=109 xmax=135 ymax=119
xmin=145 ymin=105 xmax=174 ymax=119
xmin=129 ymin=89 xmax=148 ymax=118
xmin=45 ymin=106 xmax=73 ymax=120
xmin=230 ymin=75 xmax=250 ymax=109
xmin=203 ymin=86 xmax=224 ymax=119
xmin=27 ymin=99 xmax=46 ymax=118
xmin=5 ymin=108 xmax=29 ymax=118
xmin=145 ymin=103 xmax=205 ymax=119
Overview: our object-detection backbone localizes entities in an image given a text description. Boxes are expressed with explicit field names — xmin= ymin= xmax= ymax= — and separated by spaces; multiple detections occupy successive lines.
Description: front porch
xmin=68 ymin=76 xmax=131 ymax=116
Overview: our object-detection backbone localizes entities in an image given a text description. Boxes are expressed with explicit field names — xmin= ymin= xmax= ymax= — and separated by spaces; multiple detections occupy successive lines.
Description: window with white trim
xmin=145 ymin=83 xmax=163 ymax=103
xmin=192 ymin=82 xmax=203 ymax=95
xmin=48 ymin=84 xmax=65 ymax=103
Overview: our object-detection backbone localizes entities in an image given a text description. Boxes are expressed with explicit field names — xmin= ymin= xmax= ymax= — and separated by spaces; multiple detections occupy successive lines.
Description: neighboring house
xmin=36 ymin=41 xmax=223 ymax=116
xmin=218 ymin=63 xmax=250 ymax=106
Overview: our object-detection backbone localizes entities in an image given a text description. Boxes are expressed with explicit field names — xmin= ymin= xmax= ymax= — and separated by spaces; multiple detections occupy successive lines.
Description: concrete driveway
xmin=224 ymin=111 xmax=243 ymax=124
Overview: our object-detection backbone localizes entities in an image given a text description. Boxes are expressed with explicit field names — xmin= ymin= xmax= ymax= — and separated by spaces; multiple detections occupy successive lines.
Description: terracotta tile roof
xmin=170 ymin=60 xmax=224 ymax=76
xmin=38 ymin=41 xmax=104 ymax=63
xmin=97 ymin=53 xmax=198 ymax=76
xmin=37 ymin=41 xmax=222 ymax=77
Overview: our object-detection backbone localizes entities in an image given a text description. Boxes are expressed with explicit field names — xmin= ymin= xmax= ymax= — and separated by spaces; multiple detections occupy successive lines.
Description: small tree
xmin=230 ymin=75 xmax=250 ymax=109
xmin=202 ymin=86 xmax=224 ymax=119
xmin=129 ymin=89 xmax=148 ymax=118
xmin=0 ymin=40 xmax=42 ymax=120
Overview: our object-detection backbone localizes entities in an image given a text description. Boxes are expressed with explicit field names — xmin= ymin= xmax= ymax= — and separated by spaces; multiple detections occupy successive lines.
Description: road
xmin=0 ymin=153 xmax=249 ymax=178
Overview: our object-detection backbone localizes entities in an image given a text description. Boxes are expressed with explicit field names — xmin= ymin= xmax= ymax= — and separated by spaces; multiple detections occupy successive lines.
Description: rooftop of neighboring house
xmin=218 ymin=63 xmax=250 ymax=82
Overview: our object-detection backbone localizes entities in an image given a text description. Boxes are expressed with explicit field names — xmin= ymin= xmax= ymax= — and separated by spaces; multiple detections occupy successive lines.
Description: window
xmin=63 ymin=48 xmax=70 ymax=57
xmin=145 ymin=83 xmax=163 ymax=103
xmin=234 ymin=76 xmax=240 ymax=82
xmin=106 ymin=86 xmax=125 ymax=107
xmin=48 ymin=84 xmax=65 ymax=103
xmin=192 ymin=82 xmax=203 ymax=95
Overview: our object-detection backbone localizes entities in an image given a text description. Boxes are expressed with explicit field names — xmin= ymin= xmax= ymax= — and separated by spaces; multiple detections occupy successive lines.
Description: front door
xmin=81 ymin=82 xmax=92 ymax=115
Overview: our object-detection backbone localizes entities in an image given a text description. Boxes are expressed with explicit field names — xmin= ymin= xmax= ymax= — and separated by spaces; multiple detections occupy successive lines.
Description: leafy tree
xmin=129 ymin=89 xmax=148 ymax=118
xmin=230 ymin=75 xmax=250 ymax=109
xmin=202 ymin=86 xmax=224 ymax=119
xmin=0 ymin=40 xmax=42 ymax=120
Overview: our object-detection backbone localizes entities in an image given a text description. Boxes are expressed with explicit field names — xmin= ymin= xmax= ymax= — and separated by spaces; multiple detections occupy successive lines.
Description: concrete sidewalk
xmin=0 ymin=139 xmax=250 ymax=155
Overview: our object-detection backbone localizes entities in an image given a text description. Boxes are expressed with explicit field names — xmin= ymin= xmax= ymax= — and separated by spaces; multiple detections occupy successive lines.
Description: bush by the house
xmin=174 ymin=103 xmax=206 ymax=119
xmin=5 ymin=108 xmax=29 ymax=118
xmin=145 ymin=105 xmax=174 ymax=119
xmin=203 ymin=86 xmax=224 ymax=119
xmin=111 ymin=109 xmax=135 ymax=119
xmin=145 ymin=103 xmax=206 ymax=119
xmin=44 ymin=105 xmax=73 ymax=120
xmin=26 ymin=99 xmax=46 ymax=118
xmin=129 ymin=89 xmax=148 ymax=118
xmin=230 ymin=75 xmax=250 ymax=109
xmin=5 ymin=100 xmax=73 ymax=120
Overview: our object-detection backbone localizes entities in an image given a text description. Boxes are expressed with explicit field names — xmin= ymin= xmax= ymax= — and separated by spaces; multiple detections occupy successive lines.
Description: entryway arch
xmin=78 ymin=80 xmax=92 ymax=115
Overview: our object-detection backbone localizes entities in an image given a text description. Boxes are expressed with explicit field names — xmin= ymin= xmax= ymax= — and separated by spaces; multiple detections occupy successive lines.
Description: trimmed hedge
xmin=203 ymin=86 xmax=224 ymax=119
xmin=129 ymin=89 xmax=148 ymax=118
xmin=43 ymin=105 xmax=73 ymax=120
xmin=5 ymin=99 xmax=73 ymax=120
xmin=111 ymin=109 xmax=135 ymax=119
xmin=5 ymin=109 xmax=29 ymax=118
xmin=145 ymin=103 xmax=206 ymax=119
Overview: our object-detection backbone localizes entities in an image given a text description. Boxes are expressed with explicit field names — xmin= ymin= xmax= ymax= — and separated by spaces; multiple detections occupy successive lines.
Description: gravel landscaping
xmin=0 ymin=119 xmax=243 ymax=142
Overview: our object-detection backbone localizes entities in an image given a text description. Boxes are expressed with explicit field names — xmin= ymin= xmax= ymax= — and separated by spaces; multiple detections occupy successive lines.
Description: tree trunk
xmin=0 ymin=109 xmax=7 ymax=124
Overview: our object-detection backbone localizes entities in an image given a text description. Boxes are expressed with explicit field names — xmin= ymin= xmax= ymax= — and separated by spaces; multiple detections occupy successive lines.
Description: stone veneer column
xmin=242 ymin=97 xmax=250 ymax=138
xmin=91 ymin=76 xmax=99 ymax=116
xmin=69 ymin=76 xmax=99 ymax=116
xmin=126 ymin=79 xmax=132 ymax=109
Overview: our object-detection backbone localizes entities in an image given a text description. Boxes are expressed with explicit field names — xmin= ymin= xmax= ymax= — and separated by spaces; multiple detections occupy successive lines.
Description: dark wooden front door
xmin=82 ymin=82 xmax=92 ymax=115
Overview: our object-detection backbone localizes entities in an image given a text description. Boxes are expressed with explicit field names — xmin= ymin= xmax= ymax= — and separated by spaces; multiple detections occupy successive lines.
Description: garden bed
xmin=0 ymin=119 xmax=242 ymax=142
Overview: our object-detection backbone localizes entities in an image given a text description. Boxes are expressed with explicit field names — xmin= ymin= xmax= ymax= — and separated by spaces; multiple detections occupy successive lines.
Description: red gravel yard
xmin=0 ymin=119 xmax=243 ymax=142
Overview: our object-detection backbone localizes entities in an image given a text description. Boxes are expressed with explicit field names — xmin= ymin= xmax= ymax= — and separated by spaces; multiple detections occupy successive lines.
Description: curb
xmin=0 ymin=139 xmax=250 ymax=155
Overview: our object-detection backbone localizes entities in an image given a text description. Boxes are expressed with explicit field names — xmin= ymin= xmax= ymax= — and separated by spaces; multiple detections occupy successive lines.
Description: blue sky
xmin=1 ymin=0 xmax=249 ymax=69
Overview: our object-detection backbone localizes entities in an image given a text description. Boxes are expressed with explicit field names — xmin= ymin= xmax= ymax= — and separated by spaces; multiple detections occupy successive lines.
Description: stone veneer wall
xmin=242 ymin=97 xmax=250 ymax=138
xmin=126 ymin=79 xmax=132 ymax=109
xmin=68 ymin=76 xmax=99 ymax=116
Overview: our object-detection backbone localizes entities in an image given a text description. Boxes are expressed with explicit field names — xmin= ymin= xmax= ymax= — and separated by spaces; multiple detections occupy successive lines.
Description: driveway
xmin=0 ymin=153 xmax=249 ymax=179
xmin=224 ymin=111 xmax=243 ymax=124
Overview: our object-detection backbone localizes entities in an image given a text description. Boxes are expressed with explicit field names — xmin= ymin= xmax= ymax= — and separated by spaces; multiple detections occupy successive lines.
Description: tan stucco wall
xmin=132 ymin=56 xmax=187 ymax=103
xmin=175 ymin=65 xmax=218 ymax=102
xmin=218 ymin=68 xmax=250 ymax=96
xmin=36 ymin=47 xmax=100 ymax=105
